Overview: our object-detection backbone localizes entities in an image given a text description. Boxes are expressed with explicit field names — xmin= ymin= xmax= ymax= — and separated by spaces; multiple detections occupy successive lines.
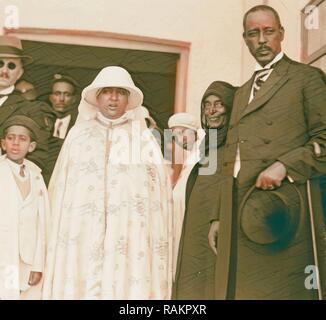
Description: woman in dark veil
xmin=173 ymin=81 xmax=237 ymax=299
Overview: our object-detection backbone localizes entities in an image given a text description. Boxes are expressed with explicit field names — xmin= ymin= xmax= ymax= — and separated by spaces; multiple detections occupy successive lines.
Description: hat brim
xmin=84 ymin=85 xmax=143 ymax=111
xmin=240 ymin=183 xmax=302 ymax=246
xmin=169 ymin=123 xmax=198 ymax=131
xmin=0 ymin=53 xmax=33 ymax=65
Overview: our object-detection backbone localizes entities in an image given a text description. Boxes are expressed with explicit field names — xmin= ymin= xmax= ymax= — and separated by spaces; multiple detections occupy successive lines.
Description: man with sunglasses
xmin=0 ymin=35 xmax=53 ymax=173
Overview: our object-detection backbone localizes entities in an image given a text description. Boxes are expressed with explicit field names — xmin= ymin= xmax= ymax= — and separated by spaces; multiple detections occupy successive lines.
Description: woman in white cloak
xmin=42 ymin=66 xmax=173 ymax=300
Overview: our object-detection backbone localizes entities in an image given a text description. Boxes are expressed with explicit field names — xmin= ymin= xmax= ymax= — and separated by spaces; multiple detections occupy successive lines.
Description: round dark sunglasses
xmin=0 ymin=60 xmax=17 ymax=70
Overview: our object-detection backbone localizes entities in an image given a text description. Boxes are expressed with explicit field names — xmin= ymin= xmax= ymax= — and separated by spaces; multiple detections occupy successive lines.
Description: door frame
xmin=4 ymin=27 xmax=190 ymax=112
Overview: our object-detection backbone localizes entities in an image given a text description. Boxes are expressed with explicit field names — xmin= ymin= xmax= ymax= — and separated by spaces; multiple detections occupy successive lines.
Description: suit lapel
xmin=23 ymin=166 xmax=35 ymax=206
xmin=240 ymin=57 xmax=291 ymax=119
xmin=0 ymin=158 xmax=21 ymax=207
xmin=22 ymin=161 xmax=42 ymax=206
xmin=231 ymin=77 xmax=254 ymax=125
xmin=0 ymin=93 xmax=25 ymax=125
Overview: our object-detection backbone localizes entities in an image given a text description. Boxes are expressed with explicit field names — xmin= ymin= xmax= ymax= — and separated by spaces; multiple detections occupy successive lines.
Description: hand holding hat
xmin=240 ymin=181 xmax=303 ymax=248
xmin=255 ymin=161 xmax=287 ymax=190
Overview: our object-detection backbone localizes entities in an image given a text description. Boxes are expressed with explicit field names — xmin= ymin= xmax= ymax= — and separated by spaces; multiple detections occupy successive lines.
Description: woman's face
xmin=203 ymin=94 xmax=227 ymax=128
xmin=96 ymin=87 xmax=129 ymax=119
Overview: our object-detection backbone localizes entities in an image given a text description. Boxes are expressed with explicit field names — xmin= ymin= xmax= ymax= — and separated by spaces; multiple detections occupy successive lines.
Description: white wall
xmin=0 ymin=0 xmax=306 ymax=118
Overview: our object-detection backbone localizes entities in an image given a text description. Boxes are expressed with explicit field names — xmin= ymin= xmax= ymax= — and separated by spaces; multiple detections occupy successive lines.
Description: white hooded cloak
xmin=42 ymin=67 xmax=173 ymax=300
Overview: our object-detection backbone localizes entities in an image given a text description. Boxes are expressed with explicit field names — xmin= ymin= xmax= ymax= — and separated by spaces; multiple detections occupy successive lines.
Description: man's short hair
xmin=243 ymin=5 xmax=282 ymax=31
xmin=51 ymin=74 xmax=78 ymax=95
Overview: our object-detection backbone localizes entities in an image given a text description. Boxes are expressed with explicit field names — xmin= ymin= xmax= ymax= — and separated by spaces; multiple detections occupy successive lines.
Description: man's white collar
xmin=254 ymin=52 xmax=284 ymax=72
xmin=5 ymin=156 xmax=29 ymax=181
xmin=0 ymin=85 xmax=15 ymax=95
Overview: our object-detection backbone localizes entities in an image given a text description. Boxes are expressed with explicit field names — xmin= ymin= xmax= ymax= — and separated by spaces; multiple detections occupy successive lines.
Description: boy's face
xmin=1 ymin=125 xmax=36 ymax=164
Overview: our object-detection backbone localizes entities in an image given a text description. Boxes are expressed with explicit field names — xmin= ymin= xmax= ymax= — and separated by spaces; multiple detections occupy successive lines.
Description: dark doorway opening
xmin=21 ymin=40 xmax=179 ymax=129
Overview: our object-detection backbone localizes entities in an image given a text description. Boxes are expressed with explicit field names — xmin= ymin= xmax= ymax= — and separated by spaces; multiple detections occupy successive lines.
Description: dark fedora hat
xmin=0 ymin=36 xmax=33 ymax=65
xmin=0 ymin=115 xmax=41 ymax=142
xmin=240 ymin=182 xmax=304 ymax=247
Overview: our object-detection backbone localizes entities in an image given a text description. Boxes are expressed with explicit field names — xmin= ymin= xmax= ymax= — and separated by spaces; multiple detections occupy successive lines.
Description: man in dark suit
xmin=209 ymin=5 xmax=326 ymax=299
xmin=0 ymin=35 xmax=53 ymax=172
xmin=44 ymin=74 xmax=79 ymax=184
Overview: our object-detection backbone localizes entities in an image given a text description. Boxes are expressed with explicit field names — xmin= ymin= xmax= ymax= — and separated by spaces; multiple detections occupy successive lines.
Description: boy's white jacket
xmin=0 ymin=155 xmax=50 ymax=299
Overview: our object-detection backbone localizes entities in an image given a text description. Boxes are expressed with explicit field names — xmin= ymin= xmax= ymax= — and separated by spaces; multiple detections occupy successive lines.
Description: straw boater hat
xmin=78 ymin=66 xmax=143 ymax=120
xmin=0 ymin=36 xmax=33 ymax=65
xmin=168 ymin=112 xmax=200 ymax=131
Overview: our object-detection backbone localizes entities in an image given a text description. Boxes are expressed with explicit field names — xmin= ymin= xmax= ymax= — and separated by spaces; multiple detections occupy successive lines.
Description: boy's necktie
xmin=20 ymin=164 xmax=26 ymax=178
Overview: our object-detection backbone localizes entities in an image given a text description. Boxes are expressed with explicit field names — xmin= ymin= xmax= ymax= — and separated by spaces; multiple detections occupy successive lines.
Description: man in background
xmin=44 ymin=73 xmax=79 ymax=183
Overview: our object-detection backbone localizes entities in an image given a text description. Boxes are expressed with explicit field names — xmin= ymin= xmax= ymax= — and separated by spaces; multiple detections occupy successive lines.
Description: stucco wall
xmin=0 ymin=0 xmax=306 ymax=118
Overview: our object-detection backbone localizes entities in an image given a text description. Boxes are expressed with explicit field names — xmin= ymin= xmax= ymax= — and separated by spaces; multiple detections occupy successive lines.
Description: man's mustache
xmin=256 ymin=46 xmax=271 ymax=53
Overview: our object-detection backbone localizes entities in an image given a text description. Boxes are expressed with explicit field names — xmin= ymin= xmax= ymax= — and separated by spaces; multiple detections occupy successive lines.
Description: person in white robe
xmin=167 ymin=113 xmax=204 ymax=280
xmin=0 ymin=115 xmax=49 ymax=300
xmin=42 ymin=66 xmax=173 ymax=300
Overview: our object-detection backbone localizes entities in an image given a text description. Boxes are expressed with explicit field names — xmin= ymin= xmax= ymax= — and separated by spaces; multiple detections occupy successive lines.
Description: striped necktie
xmin=252 ymin=68 xmax=273 ymax=98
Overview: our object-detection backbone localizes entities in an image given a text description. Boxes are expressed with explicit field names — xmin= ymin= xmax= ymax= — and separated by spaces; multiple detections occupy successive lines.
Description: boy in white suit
xmin=0 ymin=115 xmax=49 ymax=300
